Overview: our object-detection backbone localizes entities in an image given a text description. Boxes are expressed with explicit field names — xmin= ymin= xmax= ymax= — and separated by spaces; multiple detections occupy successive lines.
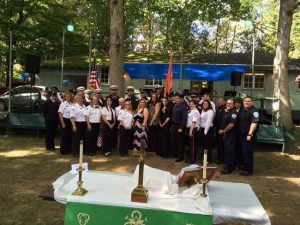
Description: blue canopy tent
xmin=125 ymin=63 xmax=248 ymax=81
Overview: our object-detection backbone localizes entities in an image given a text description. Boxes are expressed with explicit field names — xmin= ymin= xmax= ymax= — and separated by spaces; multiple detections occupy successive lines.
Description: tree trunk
xmin=273 ymin=0 xmax=297 ymax=131
xmin=109 ymin=0 xmax=125 ymax=96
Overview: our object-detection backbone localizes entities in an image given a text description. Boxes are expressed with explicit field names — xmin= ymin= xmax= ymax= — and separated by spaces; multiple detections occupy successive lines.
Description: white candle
xmin=79 ymin=140 xmax=83 ymax=168
xmin=203 ymin=150 xmax=208 ymax=179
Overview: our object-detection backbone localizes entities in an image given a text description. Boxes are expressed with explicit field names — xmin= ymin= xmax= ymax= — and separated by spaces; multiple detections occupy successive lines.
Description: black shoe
xmin=220 ymin=169 xmax=233 ymax=175
xmin=175 ymin=158 xmax=184 ymax=162
xmin=240 ymin=171 xmax=253 ymax=176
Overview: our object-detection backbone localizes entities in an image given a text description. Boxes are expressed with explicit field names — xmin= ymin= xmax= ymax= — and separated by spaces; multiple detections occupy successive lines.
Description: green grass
xmin=0 ymin=130 xmax=300 ymax=225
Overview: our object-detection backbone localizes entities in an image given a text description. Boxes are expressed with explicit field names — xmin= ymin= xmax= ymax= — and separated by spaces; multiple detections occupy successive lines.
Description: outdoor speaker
xmin=25 ymin=54 xmax=41 ymax=74
xmin=231 ymin=71 xmax=242 ymax=86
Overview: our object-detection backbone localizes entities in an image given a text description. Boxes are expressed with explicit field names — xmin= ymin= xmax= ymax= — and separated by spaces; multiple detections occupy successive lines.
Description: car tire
xmin=0 ymin=101 xmax=6 ymax=111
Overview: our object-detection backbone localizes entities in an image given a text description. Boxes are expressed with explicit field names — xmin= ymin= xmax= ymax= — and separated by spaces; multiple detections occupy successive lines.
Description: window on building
xmin=100 ymin=66 xmax=109 ymax=85
xmin=243 ymin=73 xmax=265 ymax=89
xmin=145 ymin=79 xmax=163 ymax=86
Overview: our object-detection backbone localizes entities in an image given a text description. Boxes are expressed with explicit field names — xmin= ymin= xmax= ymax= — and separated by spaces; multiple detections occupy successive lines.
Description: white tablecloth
xmin=53 ymin=170 xmax=271 ymax=225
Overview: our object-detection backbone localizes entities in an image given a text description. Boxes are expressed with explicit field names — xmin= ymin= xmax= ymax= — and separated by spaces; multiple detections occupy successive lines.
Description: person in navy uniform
xmin=126 ymin=86 xmax=139 ymax=111
xmin=234 ymin=97 xmax=243 ymax=169
xmin=237 ymin=96 xmax=259 ymax=176
xmin=170 ymin=93 xmax=188 ymax=162
xmin=213 ymin=97 xmax=226 ymax=164
xmin=219 ymin=99 xmax=238 ymax=174
xmin=83 ymin=89 xmax=92 ymax=106
xmin=41 ymin=92 xmax=60 ymax=151
xmin=94 ymin=88 xmax=106 ymax=107
xmin=139 ymin=89 xmax=149 ymax=102
xmin=106 ymin=85 xmax=120 ymax=109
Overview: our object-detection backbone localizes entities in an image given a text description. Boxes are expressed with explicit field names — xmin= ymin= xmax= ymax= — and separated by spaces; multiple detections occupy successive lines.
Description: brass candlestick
xmin=200 ymin=178 xmax=208 ymax=197
xmin=131 ymin=140 xmax=149 ymax=203
xmin=72 ymin=166 xmax=88 ymax=196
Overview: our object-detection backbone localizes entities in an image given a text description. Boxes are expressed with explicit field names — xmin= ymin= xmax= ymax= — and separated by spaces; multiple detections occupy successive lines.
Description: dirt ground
xmin=1 ymin=127 xmax=299 ymax=225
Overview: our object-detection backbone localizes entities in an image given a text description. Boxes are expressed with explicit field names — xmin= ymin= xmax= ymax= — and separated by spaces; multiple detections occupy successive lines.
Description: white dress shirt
xmin=102 ymin=106 xmax=116 ymax=121
xmin=58 ymin=101 xmax=71 ymax=119
xmin=85 ymin=105 xmax=102 ymax=123
xmin=118 ymin=109 xmax=134 ymax=129
xmin=186 ymin=108 xmax=201 ymax=129
xmin=70 ymin=103 xmax=87 ymax=122
xmin=115 ymin=106 xmax=124 ymax=118
xmin=200 ymin=109 xmax=215 ymax=135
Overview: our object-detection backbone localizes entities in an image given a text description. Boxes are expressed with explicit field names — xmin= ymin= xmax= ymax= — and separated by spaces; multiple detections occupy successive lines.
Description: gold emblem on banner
xmin=124 ymin=210 xmax=147 ymax=225
xmin=77 ymin=212 xmax=90 ymax=225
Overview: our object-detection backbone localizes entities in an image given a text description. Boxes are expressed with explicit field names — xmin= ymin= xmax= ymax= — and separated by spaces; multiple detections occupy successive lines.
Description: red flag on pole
xmin=164 ymin=55 xmax=173 ymax=96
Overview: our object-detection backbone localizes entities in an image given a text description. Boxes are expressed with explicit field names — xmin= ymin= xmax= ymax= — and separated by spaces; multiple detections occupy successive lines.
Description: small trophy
xmin=131 ymin=140 xmax=149 ymax=203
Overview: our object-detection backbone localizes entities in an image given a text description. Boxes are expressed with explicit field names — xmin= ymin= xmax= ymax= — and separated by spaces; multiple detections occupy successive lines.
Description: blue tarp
xmin=124 ymin=63 xmax=248 ymax=81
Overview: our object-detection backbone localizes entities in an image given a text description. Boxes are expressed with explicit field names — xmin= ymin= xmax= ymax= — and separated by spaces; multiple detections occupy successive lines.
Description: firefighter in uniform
xmin=219 ymin=99 xmax=238 ymax=174
xmin=94 ymin=88 xmax=106 ymax=107
xmin=125 ymin=86 xmax=139 ymax=111
xmin=106 ymin=85 xmax=120 ymax=109
xmin=237 ymin=96 xmax=259 ymax=176
xmin=83 ymin=89 xmax=92 ymax=106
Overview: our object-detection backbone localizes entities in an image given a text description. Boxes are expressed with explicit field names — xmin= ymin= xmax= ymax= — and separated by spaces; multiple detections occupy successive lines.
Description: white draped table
xmin=53 ymin=170 xmax=271 ymax=225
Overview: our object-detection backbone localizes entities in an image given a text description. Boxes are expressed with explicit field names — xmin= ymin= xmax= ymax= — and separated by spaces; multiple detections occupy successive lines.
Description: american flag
xmin=89 ymin=64 xmax=101 ymax=89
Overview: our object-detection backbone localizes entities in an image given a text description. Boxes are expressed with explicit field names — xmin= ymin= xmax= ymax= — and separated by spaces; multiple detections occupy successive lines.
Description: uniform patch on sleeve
xmin=253 ymin=112 xmax=259 ymax=118
xmin=231 ymin=113 xmax=237 ymax=119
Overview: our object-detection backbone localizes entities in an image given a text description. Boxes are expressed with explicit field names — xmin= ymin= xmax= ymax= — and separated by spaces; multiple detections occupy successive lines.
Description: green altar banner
xmin=65 ymin=202 xmax=213 ymax=225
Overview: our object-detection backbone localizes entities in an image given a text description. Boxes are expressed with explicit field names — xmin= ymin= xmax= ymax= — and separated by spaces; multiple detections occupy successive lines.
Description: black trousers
xmin=102 ymin=122 xmax=113 ymax=154
xmin=119 ymin=126 xmax=131 ymax=156
xmin=158 ymin=125 xmax=171 ymax=157
xmin=170 ymin=124 xmax=184 ymax=159
xmin=199 ymin=127 xmax=214 ymax=162
xmin=72 ymin=122 xmax=86 ymax=156
xmin=187 ymin=128 xmax=199 ymax=162
xmin=223 ymin=132 xmax=236 ymax=171
xmin=60 ymin=118 xmax=72 ymax=154
xmin=148 ymin=125 xmax=159 ymax=153
xmin=45 ymin=120 xmax=58 ymax=150
xmin=240 ymin=134 xmax=255 ymax=173
xmin=216 ymin=127 xmax=225 ymax=163
xmin=87 ymin=123 xmax=100 ymax=154
xmin=235 ymin=133 xmax=243 ymax=168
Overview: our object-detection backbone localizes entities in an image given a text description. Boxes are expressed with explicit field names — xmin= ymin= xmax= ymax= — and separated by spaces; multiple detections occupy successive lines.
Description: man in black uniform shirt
xmin=126 ymin=86 xmax=138 ymax=111
xmin=94 ymin=89 xmax=106 ymax=107
xmin=41 ymin=92 xmax=60 ymax=151
xmin=171 ymin=93 xmax=188 ymax=162
xmin=213 ymin=97 xmax=226 ymax=164
xmin=106 ymin=85 xmax=120 ymax=109
xmin=139 ymin=89 xmax=149 ymax=102
xmin=83 ymin=89 xmax=92 ymax=106
xmin=237 ymin=96 xmax=259 ymax=176
xmin=219 ymin=99 xmax=238 ymax=174
xmin=154 ymin=85 xmax=164 ymax=100
xmin=234 ymin=98 xmax=243 ymax=169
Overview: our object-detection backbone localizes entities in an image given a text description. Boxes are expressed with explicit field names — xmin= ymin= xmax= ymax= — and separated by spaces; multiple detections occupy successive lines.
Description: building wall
xmin=39 ymin=68 xmax=300 ymax=111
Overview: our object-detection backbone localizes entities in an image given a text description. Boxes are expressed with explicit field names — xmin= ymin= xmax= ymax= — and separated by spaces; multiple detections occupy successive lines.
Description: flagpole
xmin=87 ymin=30 xmax=92 ymax=87
xmin=179 ymin=37 xmax=184 ymax=94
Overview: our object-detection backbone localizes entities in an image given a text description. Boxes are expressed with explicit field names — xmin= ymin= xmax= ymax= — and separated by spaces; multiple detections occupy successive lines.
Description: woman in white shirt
xmin=118 ymin=100 xmax=134 ymax=156
xmin=199 ymin=99 xmax=215 ymax=163
xmin=70 ymin=94 xmax=87 ymax=158
xmin=186 ymin=99 xmax=201 ymax=163
xmin=101 ymin=97 xmax=116 ymax=156
xmin=85 ymin=96 xmax=102 ymax=156
xmin=58 ymin=92 xmax=73 ymax=155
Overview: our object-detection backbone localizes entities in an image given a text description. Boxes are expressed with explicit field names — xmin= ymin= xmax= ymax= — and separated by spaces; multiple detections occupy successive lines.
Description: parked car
xmin=0 ymin=85 xmax=60 ymax=111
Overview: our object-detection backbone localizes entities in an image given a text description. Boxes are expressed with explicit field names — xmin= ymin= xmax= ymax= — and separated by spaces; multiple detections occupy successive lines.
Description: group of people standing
xmin=41 ymin=84 xmax=259 ymax=176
